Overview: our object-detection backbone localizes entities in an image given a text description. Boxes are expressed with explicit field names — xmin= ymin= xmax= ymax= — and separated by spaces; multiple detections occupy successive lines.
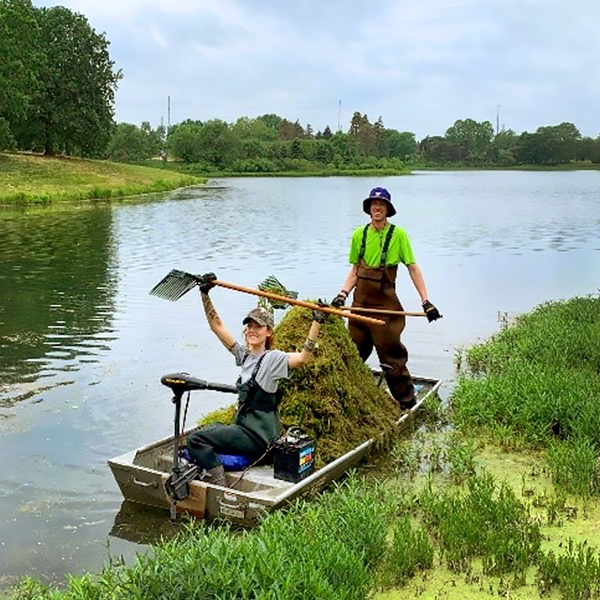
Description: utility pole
xmin=338 ymin=99 xmax=342 ymax=132
xmin=163 ymin=96 xmax=171 ymax=162
xmin=496 ymin=105 xmax=500 ymax=136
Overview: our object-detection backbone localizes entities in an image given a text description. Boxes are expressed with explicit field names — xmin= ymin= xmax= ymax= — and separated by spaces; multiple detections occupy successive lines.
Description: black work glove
xmin=313 ymin=300 xmax=328 ymax=324
xmin=422 ymin=300 xmax=442 ymax=322
xmin=331 ymin=290 xmax=348 ymax=308
xmin=198 ymin=272 xmax=217 ymax=294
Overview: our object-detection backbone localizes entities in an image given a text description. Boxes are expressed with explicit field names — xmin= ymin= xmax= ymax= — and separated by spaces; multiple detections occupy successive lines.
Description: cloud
xmin=32 ymin=0 xmax=600 ymax=139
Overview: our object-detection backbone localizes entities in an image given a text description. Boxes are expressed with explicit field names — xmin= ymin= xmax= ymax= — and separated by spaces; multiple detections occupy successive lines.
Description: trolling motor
xmin=161 ymin=372 xmax=237 ymax=521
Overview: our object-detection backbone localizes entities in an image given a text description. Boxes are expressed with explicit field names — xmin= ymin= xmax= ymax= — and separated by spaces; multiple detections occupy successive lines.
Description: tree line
xmin=111 ymin=112 xmax=417 ymax=173
xmin=2 ymin=0 xmax=600 ymax=171
xmin=109 ymin=114 xmax=600 ymax=172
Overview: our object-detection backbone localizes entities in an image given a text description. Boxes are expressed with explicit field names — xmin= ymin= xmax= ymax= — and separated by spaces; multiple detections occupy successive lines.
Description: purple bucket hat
xmin=363 ymin=187 xmax=396 ymax=217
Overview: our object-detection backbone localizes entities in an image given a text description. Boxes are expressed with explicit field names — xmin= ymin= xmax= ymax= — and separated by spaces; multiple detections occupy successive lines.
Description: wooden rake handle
xmin=340 ymin=306 xmax=427 ymax=317
xmin=214 ymin=280 xmax=385 ymax=326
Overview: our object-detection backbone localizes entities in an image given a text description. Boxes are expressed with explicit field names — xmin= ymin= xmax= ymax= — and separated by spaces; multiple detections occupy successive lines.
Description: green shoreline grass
xmin=135 ymin=158 xmax=409 ymax=178
xmin=7 ymin=295 xmax=600 ymax=600
xmin=0 ymin=153 xmax=205 ymax=206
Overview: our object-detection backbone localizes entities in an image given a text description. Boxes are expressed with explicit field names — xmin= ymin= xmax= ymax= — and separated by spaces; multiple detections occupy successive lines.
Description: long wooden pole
xmin=214 ymin=280 xmax=385 ymax=326
xmin=340 ymin=306 xmax=427 ymax=317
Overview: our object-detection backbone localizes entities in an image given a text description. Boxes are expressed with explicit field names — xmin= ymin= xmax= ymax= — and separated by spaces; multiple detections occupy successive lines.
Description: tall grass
xmin=452 ymin=295 xmax=600 ymax=495
xmin=11 ymin=465 xmax=600 ymax=599
xmin=419 ymin=471 xmax=541 ymax=577
xmin=8 ymin=474 xmax=398 ymax=600
xmin=382 ymin=516 xmax=434 ymax=586
xmin=538 ymin=539 xmax=600 ymax=600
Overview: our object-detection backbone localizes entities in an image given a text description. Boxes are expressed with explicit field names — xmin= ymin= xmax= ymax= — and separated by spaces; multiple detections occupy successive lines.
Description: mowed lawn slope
xmin=0 ymin=153 xmax=204 ymax=205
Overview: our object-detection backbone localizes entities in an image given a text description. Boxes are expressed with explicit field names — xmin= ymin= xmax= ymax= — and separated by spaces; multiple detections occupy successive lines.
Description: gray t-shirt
xmin=229 ymin=342 xmax=289 ymax=393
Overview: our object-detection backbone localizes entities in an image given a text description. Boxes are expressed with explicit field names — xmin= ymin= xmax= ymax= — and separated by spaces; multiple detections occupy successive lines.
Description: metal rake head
xmin=149 ymin=269 xmax=201 ymax=301
xmin=258 ymin=275 xmax=298 ymax=310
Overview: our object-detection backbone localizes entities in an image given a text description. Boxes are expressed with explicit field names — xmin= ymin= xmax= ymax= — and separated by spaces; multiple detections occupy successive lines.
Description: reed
xmin=390 ymin=437 xmax=424 ymax=479
xmin=445 ymin=434 xmax=478 ymax=483
xmin=537 ymin=539 xmax=600 ymax=600
xmin=419 ymin=471 xmax=541 ymax=577
xmin=547 ymin=437 xmax=600 ymax=497
xmin=452 ymin=295 xmax=600 ymax=495
xmin=380 ymin=516 xmax=434 ymax=587
xmin=7 ymin=474 xmax=394 ymax=600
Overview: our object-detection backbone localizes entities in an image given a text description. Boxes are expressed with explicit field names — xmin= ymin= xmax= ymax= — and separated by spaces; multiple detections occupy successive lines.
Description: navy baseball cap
xmin=363 ymin=187 xmax=396 ymax=217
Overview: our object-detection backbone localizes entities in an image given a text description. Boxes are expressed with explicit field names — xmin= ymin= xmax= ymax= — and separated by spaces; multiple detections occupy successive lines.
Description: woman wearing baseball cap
xmin=185 ymin=273 xmax=324 ymax=487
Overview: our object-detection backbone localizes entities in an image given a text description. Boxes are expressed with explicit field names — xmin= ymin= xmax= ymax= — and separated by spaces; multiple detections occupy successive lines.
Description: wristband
xmin=303 ymin=338 xmax=316 ymax=352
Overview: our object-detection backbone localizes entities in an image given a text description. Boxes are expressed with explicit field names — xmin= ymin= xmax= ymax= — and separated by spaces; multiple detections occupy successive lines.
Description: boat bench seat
xmin=155 ymin=453 xmax=254 ymax=473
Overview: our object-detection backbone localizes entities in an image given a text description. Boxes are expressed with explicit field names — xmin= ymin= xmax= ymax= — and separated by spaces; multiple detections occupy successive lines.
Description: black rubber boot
xmin=399 ymin=398 xmax=416 ymax=412
xmin=206 ymin=465 xmax=227 ymax=487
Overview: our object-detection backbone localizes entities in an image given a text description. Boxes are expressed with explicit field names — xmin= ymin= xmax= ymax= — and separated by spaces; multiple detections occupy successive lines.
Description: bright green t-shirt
xmin=348 ymin=223 xmax=415 ymax=267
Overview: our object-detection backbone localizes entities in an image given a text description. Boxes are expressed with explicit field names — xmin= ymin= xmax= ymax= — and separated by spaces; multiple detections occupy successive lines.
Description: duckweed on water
xmin=452 ymin=295 xmax=600 ymax=495
xmin=199 ymin=305 xmax=400 ymax=465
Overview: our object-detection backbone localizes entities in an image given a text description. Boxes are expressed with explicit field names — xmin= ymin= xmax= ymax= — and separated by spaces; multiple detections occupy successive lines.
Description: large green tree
xmin=445 ymin=118 xmax=494 ymax=163
xmin=384 ymin=129 xmax=417 ymax=160
xmin=516 ymin=123 xmax=581 ymax=165
xmin=231 ymin=117 xmax=278 ymax=142
xmin=536 ymin=122 xmax=581 ymax=164
xmin=14 ymin=5 xmax=122 ymax=156
xmin=490 ymin=129 xmax=519 ymax=165
xmin=196 ymin=119 xmax=238 ymax=167
xmin=0 ymin=0 xmax=41 ymax=149
xmin=349 ymin=112 xmax=377 ymax=155
xmin=169 ymin=121 xmax=204 ymax=164
xmin=107 ymin=121 xmax=162 ymax=161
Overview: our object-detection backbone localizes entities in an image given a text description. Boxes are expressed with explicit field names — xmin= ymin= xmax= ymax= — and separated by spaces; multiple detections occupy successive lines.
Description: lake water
xmin=1 ymin=171 xmax=599 ymax=588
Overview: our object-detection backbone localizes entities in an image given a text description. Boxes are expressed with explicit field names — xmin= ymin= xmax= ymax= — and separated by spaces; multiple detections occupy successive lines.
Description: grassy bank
xmin=0 ymin=153 xmax=205 ymax=206
xmin=135 ymin=158 xmax=408 ymax=178
xmin=6 ymin=295 xmax=600 ymax=600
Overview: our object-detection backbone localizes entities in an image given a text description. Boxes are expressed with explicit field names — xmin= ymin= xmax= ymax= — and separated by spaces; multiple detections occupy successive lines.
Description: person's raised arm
xmin=198 ymin=273 xmax=236 ymax=350
xmin=287 ymin=307 xmax=326 ymax=369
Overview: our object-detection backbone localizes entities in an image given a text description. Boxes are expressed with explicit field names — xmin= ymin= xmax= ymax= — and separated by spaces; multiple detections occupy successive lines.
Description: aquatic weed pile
xmin=275 ymin=307 xmax=400 ymax=464
xmin=198 ymin=305 xmax=401 ymax=465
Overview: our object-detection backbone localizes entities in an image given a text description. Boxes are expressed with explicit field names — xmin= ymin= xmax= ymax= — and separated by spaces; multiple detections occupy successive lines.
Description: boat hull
xmin=108 ymin=376 xmax=442 ymax=527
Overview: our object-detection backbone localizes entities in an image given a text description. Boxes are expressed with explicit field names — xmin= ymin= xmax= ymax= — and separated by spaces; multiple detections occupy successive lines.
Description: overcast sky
xmin=33 ymin=0 xmax=600 ymax=140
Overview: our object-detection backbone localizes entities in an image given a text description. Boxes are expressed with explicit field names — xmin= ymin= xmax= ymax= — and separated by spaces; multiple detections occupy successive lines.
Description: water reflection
xmin=0 ymin=208 xmax=117 ymax=406
xmin=109 ymin=500 xmax=189 ymax=545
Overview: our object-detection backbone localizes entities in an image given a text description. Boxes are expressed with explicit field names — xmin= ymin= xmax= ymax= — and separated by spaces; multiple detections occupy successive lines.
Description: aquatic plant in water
xmin=452 ymin=295 xmax=600 ymax=496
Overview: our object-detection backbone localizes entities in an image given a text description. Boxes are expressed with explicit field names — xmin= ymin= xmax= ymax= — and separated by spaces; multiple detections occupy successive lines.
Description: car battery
xmin=273 ymin=429 xmax=316 ymax=483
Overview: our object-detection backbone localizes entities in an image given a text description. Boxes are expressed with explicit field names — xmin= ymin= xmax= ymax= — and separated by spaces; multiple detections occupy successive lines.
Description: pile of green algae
xmin=199 ymin=305 xmax=401 ymax=466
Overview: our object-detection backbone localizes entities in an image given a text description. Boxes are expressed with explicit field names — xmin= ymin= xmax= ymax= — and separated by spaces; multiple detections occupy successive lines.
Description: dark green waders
xmin=187 ymin=353 xmax=282 ymax=471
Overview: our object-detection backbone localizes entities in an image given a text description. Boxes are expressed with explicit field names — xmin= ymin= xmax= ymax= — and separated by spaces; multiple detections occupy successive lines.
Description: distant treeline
xmin=111 ymin=113 xmax=413 ymax=174
xmin=110 ymin=115 xmax=600 ymax=173
xmin=2 ymin=0 xmax=600 ymax=173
